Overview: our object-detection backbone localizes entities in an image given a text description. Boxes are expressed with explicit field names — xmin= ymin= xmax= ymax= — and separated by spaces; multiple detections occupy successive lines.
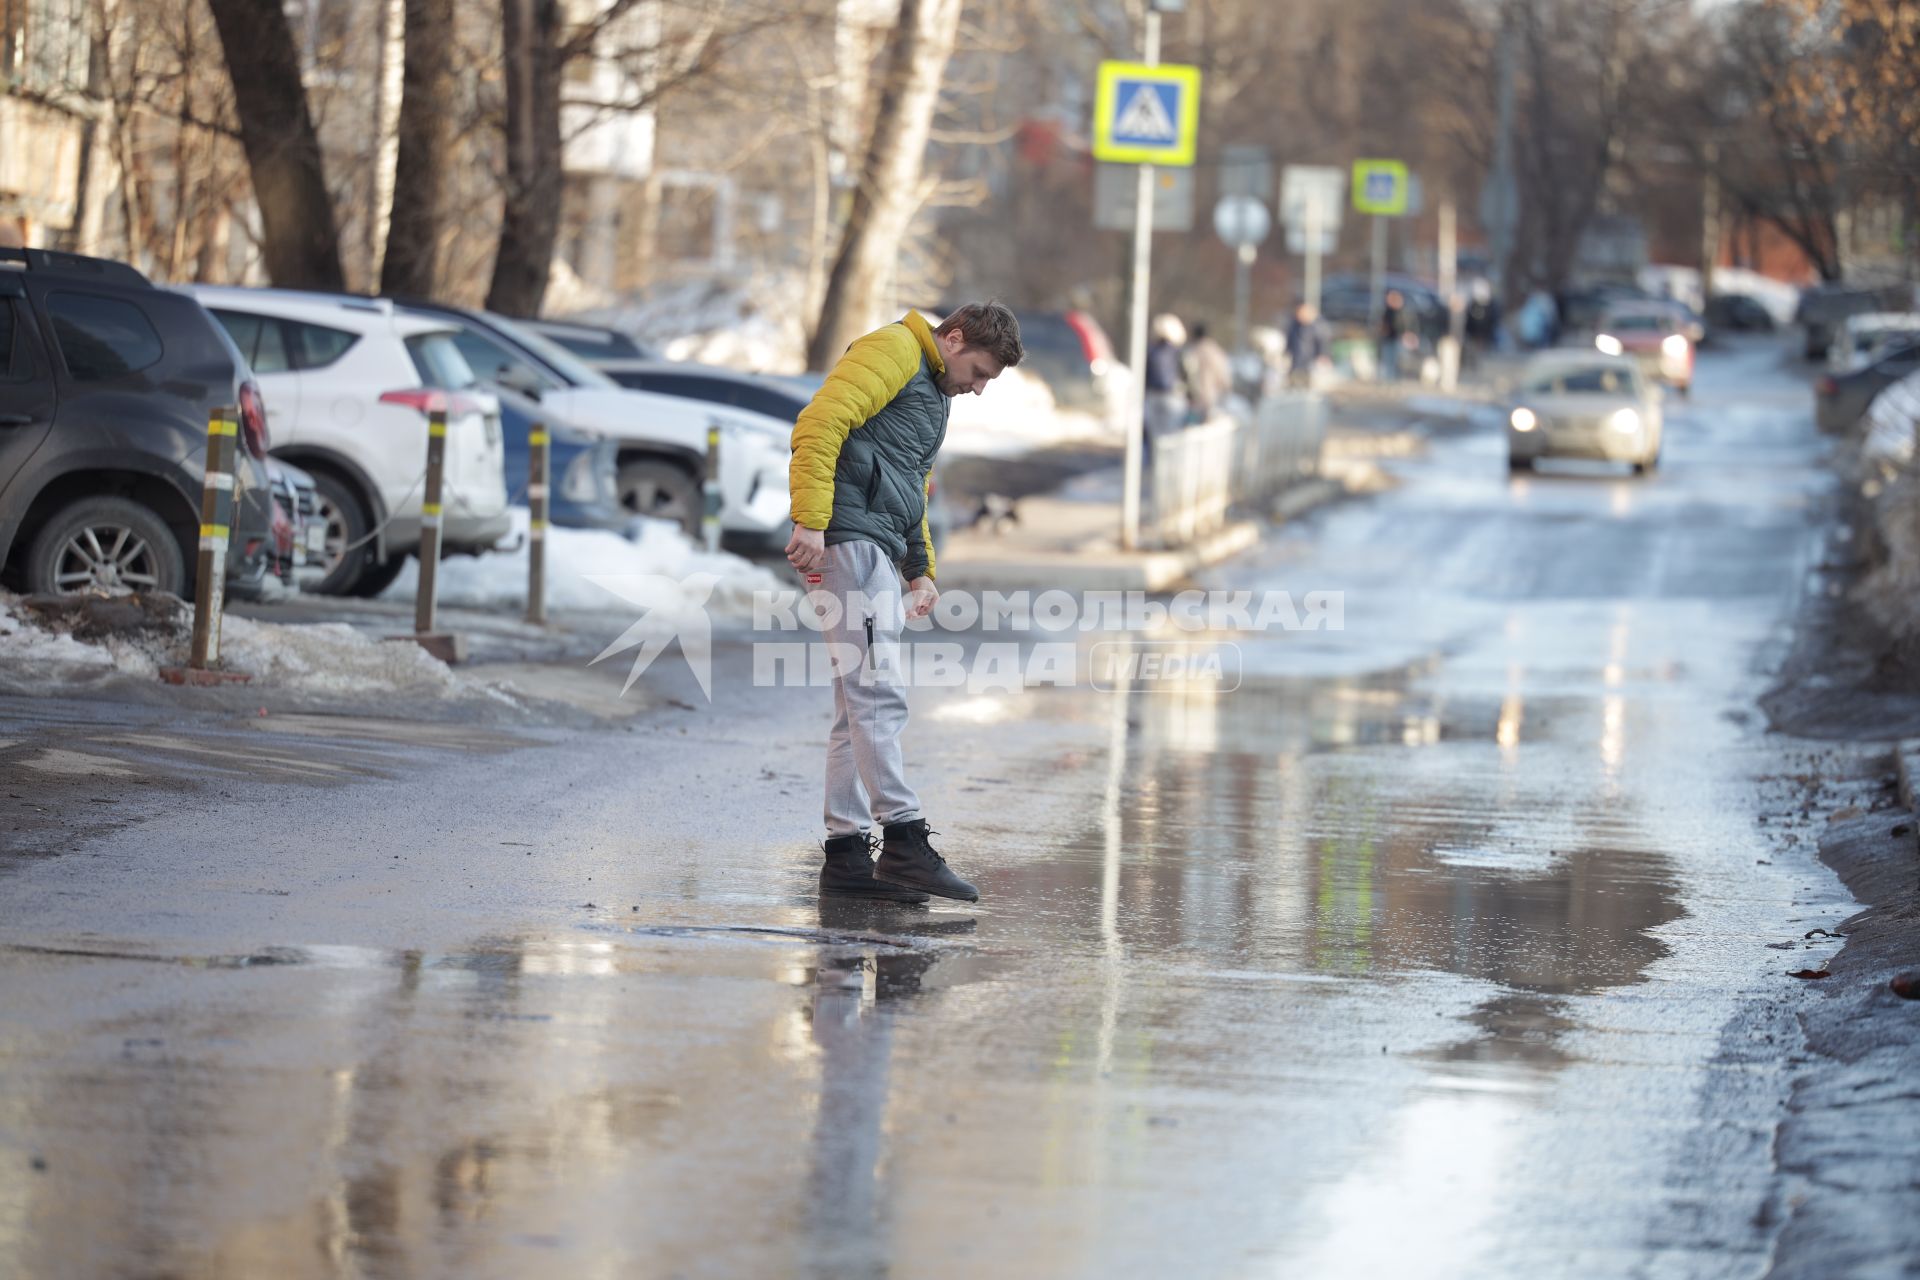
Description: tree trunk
xmin=380 ymin=0 xmax=456 ymax=297
xmin=805 ymin=0 xmax=963 ymax=370
xmin=204 ymin=0 xmax=345 ymax=290
xmin=485 ymin=0 xmax=563 ymax=318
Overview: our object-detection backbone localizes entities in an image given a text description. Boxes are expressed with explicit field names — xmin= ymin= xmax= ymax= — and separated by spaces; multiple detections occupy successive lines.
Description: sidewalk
xmin=936 ymin=428 xmax=1408 ymax=594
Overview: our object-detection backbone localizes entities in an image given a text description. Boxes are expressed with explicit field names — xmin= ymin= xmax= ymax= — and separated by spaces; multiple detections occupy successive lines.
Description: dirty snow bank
xmin=0 ymin=592 xmax=457 ymax=697
xmin=378 ymin=511 xmax=786 ymax=616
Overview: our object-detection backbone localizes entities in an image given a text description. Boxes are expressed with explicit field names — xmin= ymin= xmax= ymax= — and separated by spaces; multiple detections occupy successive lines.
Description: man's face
xmin=936 ymin=331 xmax=1006 ymax=397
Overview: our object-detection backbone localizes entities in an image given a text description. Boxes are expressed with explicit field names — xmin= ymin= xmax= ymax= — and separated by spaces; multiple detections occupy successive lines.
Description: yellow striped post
xmin=702 ymin=421 xmax=722 ymax=553
xmin=414 ymin=407 xmax=447 ymax=636
xmin=526 ymin=423 xmax=549 ymax=624
xmin=189 ymin=409 xmax=238 ymax=669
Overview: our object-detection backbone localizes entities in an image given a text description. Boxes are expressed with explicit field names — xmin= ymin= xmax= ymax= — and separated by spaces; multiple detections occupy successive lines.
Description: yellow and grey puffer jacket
xmin=789 ymin=311 xmax=948 ymax=581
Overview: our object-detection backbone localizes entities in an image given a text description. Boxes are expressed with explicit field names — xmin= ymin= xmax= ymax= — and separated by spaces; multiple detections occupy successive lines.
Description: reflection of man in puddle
xmin=786 ymin=303 xmax=1026 ymax=905
xmin=802 ymin=902 xmax=975 ymax=1274
xmin=803 ymin=943 xmax=939 ymax=1277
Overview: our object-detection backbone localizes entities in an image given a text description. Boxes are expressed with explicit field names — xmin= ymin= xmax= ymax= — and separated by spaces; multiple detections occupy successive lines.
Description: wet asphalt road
xmin=0 ymin=338 xmax=1872 ymax=1278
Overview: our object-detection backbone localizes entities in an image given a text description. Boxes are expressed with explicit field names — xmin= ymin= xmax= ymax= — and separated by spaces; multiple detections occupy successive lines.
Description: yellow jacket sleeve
xmin=915 ymin=471 xmax=936 ymax=580
xmin=789 ymin=324 xmax=923 ymax=531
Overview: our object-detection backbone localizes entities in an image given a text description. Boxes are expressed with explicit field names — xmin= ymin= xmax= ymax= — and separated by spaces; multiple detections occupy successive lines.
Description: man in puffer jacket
xmin=785 ymin=302 xmax=1024 ymax=903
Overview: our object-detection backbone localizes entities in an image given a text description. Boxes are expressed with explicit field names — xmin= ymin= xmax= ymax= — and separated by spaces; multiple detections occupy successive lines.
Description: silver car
xmin=1507 ymin=352 xmax=1664 ymax=475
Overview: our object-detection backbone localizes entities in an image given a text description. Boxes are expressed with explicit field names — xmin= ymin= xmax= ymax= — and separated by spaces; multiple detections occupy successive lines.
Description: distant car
xmin=0 ymin=248 xmax=276 ymax=600
xmin=491 ymin=385 xmax=628 ymax=532
xmin=942 ymin=308 xmax=1116 ymax=416
xmin=1826 ymin=312 xmax=1920 ymax=373
xmin=186 ymin=287 xmax=512 ymax=597
xmin=265 ymin=457 xmax=324 ymax=589
xmin=392 ymin=301 xmax=791 ymax=543
xmin=1317 ymin=274 xmax=1448 ymax=342
xmin=521 ymin=318 xmax=656 ymax=363
xmin=1815 ymin=338 xmax=1920 ymax=435
xmin=1796 ymin=284 xmax=1910 ymax=360
xmin=1558 ymin=283 xmax=1650 ymax=337
xmin=1704 ymin=293 xmax=1775 ymax=333
xmin=1595 ymin=304 xmax=1693 ymax=395
xmin=1506 ymin=351 xmax=1664 ymax=475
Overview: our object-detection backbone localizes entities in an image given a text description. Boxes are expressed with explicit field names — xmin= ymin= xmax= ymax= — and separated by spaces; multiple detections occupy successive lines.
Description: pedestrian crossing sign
xmin=1351 ymin=158 xmax=1410 ymax=216
xmin=1093 ymin=61 xmax=1202 ymax=166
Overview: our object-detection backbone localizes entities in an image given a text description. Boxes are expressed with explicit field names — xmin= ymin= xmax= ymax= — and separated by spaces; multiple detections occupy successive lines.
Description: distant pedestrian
xmin=1378 ymin=289 xmax=1407 ymax=383
xmin=1184 ymin=321 xmax=1233 ymax=421
xmin=1285 ymin=303 xmax=1328 ymax=388
xmin=786 ymin=301 xmax=1025 ymax=905
xmin=1464 ymin=281 xmax=1498 ymax=368
xmin=1144 ymin=313 xmax=1189 ymax=443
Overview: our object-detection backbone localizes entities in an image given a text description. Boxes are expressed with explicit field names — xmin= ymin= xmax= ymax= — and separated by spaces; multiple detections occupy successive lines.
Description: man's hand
xmin=906 ymin=576 xmax=938 ymax=620
xmin=785 ymin=523 xmax=825 ymax=573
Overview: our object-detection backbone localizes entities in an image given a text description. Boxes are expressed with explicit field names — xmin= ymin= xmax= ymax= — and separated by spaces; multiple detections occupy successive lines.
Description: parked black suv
xmin=0 ymin=247 xmax=273 ymax=598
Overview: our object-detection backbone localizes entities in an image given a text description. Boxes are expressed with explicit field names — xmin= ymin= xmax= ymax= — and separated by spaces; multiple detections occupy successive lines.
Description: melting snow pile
xmin=379 ymin=511 xmax=786 ymax=616
xmin=0 ymin=592 xmax=456 ymax=697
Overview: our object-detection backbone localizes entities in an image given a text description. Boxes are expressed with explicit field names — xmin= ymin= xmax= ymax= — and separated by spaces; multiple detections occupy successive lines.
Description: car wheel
xmin=1508 ymin=455 xmax=1533 ymax=473
xmin=26 ymin=496 xmax=185 ymax=597
xmin=348 ymin=553 xmax=409 ymax=599
xmin=306 ymin=470 xmax=376 ymax=596
xmin=618 ymin=458 xmax=700 ymax=535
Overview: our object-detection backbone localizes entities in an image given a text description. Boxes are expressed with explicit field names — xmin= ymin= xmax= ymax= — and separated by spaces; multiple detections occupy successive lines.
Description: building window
xmin=1 ymin=0 xmax=90 ymax=94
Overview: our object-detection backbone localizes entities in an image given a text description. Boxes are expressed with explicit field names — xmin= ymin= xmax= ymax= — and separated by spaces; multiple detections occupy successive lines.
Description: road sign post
xmin=1094 ymin=32 xmax=1201 ymax=552
xmin=1280 ymin=165 xmax=1344 ymax=318
xmin=1351 ymin=158 xmax=1410 ymax=339
xmin=1212 ymin=194 xmax=1270 ymax=353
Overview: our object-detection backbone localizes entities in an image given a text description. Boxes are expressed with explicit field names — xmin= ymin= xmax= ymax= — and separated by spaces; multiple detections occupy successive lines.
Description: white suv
xmin=398 ymin=302 xmax=792 ymax=542
xmin=183 ymin=287 xmax=511 ymax=596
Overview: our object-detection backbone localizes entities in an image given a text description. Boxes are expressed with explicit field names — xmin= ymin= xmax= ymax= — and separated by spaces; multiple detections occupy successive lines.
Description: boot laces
xmin=917 ymin=826 xmax=947 ymax=865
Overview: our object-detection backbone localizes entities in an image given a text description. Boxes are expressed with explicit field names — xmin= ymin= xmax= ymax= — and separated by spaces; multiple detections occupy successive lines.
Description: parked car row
xmin=1 ymin=247 xmax=815 ymax=602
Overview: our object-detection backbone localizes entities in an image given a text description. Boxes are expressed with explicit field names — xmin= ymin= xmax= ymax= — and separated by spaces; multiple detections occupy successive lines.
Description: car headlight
xmin=723 ymin=419 xmax=792 ymax=447
xmin=561 ymin=450 xmax=600 ymax=502
xmin=1661 ymin=333 xmax=1688 ymax=358
xmin=1608 ymin=408 xmax=1641 ymax=433
xmin=1596 ymin=334 xmax=1623 ymax=356
xmin=1510 ymin=407 xmax=1537 ymax=432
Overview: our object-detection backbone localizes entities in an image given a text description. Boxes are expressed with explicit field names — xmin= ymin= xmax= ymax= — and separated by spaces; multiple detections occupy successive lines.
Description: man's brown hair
xmin=935 ymin=301 xmax=1024 ymax=368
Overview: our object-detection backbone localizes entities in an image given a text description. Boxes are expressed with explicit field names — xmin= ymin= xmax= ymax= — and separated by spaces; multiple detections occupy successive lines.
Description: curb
xmin=938 ymin=520 xmax=1261 ymax=594
xmin=1897 ymin=739 xmax=1920 ymax=814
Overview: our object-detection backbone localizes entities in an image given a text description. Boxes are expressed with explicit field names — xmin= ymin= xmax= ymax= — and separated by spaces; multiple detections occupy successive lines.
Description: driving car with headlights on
xmin=1594 ymin=304 xmax=1693 ymax=397
xmin=1507 ymin=351 xmax=1664 ymax=476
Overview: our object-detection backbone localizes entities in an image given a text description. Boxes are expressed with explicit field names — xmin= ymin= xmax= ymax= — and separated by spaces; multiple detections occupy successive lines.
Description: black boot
xmin=875 ymin=819 xmax=980 ymax=903
xmin=820 ymin=832 xmax=929 ymax=903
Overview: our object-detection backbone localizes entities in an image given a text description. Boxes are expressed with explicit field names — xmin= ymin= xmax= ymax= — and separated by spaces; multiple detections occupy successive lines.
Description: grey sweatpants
xmin=816 ymin=538 xmax=921 ymax=837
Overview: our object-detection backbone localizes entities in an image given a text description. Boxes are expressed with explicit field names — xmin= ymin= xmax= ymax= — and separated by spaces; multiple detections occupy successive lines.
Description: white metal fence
xmin=1149 ymin=393 xmax=1326 ymax=546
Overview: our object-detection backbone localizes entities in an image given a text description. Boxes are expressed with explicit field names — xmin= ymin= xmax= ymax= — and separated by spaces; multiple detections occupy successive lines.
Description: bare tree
xmin=203 ymin=0 xmax=345 ymax=289
xmin=380 ymin=0 xmax=456 ymax=295
xmin=806 ymin=0 xmax=964 ymax=369
xmin=483 ymin=0 xmax=563 ymax=315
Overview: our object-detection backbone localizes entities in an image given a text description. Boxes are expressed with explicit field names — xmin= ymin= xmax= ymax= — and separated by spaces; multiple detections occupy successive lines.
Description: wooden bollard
xmin=415 ymin=405 xmax=447 ymax=636
xmin=702 ymin=420 xmax=722 ymax=553
xmin=189 ymin=407 xmax=237 ymax=669
xmin=527 ymin=422 xmax=548 ymax=624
